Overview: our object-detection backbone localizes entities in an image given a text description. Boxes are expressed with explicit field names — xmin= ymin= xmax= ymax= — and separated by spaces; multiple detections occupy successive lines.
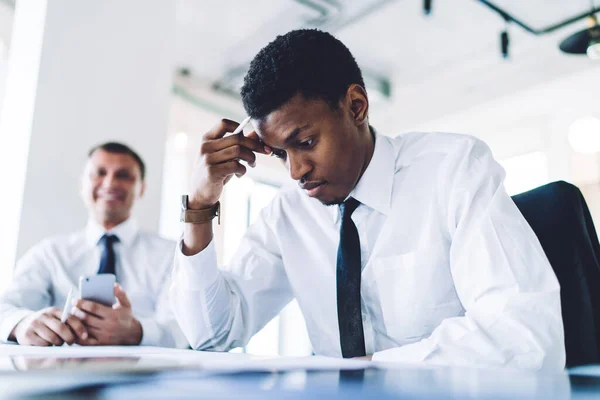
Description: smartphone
xmin=79 ymin=274 xmax=116 ymax=307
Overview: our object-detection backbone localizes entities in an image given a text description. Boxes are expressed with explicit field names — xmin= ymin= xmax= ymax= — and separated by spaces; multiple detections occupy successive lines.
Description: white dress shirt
xmin=171 ymin=131 xmax=566 ymax=370
xmin=0 ymin=218 xmax=188 ymax=348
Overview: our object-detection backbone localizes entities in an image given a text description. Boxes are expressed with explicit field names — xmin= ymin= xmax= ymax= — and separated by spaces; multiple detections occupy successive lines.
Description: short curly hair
xmin=241 ymin=29 xmax=365 ymax=120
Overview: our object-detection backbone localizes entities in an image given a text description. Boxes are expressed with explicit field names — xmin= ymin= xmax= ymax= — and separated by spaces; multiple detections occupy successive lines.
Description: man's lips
xmin=97 ymin=192 xmax=125 ymax=202
xmin=300 ymin=182 xmax=326 ymax=197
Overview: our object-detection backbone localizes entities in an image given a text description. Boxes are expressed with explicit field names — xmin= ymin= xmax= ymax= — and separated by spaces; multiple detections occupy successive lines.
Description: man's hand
xmin=353 ymin=355 xmax=373 ymax=361
xmin=182 ymin=118 xmax=270 ymax=256
xmin=189 ymin=118 xmax=270 ymax=209
xmin=10 ymin=307 xmax=88 ymax=346
xmin=70 ymin=284 xmax=142 ymax=346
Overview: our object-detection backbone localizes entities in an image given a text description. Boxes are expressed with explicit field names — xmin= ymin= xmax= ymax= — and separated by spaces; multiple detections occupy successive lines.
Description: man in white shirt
xmin=171 ymin=29 xmax=565 ymax=369
xmin=0 ymin=142 xmax=187 ymax=348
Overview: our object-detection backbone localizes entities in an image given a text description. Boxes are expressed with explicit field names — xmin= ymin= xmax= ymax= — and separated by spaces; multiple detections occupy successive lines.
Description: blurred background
xmin=0 ymin=0 xmax=599 ymax=356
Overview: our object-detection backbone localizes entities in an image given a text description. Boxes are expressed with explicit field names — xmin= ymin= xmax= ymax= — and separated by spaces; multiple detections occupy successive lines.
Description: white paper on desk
xmin=0 ymin=345 xmax=196 ymax=358
xmin=0 ymin=344 xmax=372 ymax=372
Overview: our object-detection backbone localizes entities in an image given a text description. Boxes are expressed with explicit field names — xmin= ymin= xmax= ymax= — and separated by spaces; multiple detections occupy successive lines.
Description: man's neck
xmin=99 ymin=216 xmax=129 ymax=231
xmin=357 ymin=125 xmax=376 ymax=180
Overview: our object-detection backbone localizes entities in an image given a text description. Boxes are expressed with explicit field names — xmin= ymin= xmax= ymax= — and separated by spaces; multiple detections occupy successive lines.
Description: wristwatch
xmin=180 ymin=195 xmax=220 ymax=224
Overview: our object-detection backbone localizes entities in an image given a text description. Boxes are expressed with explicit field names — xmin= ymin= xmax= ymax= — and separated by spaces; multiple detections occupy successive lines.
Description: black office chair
xmin=512 ymin=181 xmax=600 ymax=367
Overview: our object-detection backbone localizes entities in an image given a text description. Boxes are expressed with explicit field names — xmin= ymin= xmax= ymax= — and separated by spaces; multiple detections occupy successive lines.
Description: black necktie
xmin=98 ymin=234 xmax=119 ymax=279
xmin=336 ymin=197 xmax=366 ymax=358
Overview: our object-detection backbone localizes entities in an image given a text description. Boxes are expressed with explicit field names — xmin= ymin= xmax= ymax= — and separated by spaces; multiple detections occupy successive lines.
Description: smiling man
xmin=0 ymin=142 xmax=187 ymax=348
xmin=171 ymin=29 xmax=565 ymax=369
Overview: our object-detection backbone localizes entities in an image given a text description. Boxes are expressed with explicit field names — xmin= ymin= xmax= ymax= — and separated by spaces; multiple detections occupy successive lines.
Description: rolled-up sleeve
xmin=373 ymin=139 xmax=566 ymax=371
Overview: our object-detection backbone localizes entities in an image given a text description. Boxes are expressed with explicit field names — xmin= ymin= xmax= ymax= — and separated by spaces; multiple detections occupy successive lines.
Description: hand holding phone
xmin=70 ymin=279 xmax=142 ymax=345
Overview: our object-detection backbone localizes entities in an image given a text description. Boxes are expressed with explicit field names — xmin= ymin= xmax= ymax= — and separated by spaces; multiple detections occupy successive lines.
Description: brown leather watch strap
xmin=180 ymin=195 xmax=220 ymax=224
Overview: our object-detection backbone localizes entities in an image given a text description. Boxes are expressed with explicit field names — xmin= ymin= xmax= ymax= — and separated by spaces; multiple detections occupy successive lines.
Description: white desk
xmin=0 ymin=343 xmax=371 ymax=372
xmin=0 ymin=343 xmax=371 ymax=398
xmin=0 ymin=344 xmax=589 ymax=400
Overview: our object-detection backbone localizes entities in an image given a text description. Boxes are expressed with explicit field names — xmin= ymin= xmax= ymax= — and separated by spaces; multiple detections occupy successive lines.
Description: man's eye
xmin=299 ymin=139 xmax=314 ymax=147
xmin=271 ymin=149 xmax=287 ymax=160
xmin=116 ymin=172 xmax=133 ymax=180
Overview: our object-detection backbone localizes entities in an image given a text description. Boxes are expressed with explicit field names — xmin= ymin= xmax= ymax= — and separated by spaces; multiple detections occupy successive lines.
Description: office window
xmin=499 ymin=151 xmax=549 ymax=196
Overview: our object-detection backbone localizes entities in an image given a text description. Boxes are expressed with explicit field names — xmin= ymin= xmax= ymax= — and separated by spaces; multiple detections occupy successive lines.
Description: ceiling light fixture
xmin=476 ymin=0 xmax=600 ymax=59
xmin=560 ymin=15 xmax=600 ymax=59
xmin=423 ymin=0 xmax=432 ymax=16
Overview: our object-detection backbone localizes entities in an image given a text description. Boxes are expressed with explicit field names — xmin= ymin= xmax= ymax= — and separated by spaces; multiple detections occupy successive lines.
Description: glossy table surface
xmin=1 ymin=344 xmax=599 ymax=399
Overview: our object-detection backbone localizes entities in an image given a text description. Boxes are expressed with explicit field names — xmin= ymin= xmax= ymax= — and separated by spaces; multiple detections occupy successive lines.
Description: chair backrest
xmin=512 ymin=181 xmax=600 ymax=367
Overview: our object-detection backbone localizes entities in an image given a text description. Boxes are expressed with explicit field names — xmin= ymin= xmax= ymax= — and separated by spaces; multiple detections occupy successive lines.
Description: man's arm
xmin=372 ymin=138 xmax=565 ymax=371
xmin=171 ymin=202 xmax=293 ymax=351
xmin=182 ymin=118 xmax=270 ymax=256
xmin=170 ymin=118 xmax=293 ymax=351
xmin=0 ymin=240 xmax=88 ymax=345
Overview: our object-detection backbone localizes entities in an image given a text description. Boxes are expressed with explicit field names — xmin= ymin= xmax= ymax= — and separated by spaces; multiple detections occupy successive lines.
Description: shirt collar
xmin=331 ymin=132 xmax=395 ymax=224
xmin=85 ymin=217 xmax=139 ymax=247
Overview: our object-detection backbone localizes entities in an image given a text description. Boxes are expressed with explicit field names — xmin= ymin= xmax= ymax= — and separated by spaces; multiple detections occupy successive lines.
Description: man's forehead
xmin=253 ymin=106 xmax=314 ymax=141
xmin=90 ymin=150 xmax=133 ymax=163
xmin=87 ymin=151 xmax=139 ymax=171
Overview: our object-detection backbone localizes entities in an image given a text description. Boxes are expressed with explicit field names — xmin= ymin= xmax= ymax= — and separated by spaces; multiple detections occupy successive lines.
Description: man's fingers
xmin=46 ymin=307 xmax=63 ymax=319
xmin=203 ymin=119 xmax=242 ymax=141
xmin=114 ymin=284 xmax=131 ymax=308
xmin=40 ymin=314 xmax=76 ymax=345
xmin=207 ymin=161 xmax=247 ymax=181
xmin=205 ymin=145 xmax=257 ymax=167
xmin=73 ymin=299 xmax=111 ymax=318
xmin=76 ymin=336 xmax=100 ymax=346
xmin=65 ymin=315 xmax=89 ymax=340
xmin=25 ymin=331 xmax=53 ymax=346
xmin=32 ymin=321 xmax=63 ymax=346
xmin=203 ymin=132 xmax=268 ymax=155
xmin=246 ymin=131 xmax=272 ymax=154
xmin=70 ymin=307 xmax=103 ymax=329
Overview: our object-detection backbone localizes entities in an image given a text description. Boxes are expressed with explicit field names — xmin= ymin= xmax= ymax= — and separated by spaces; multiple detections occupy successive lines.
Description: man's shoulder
xmin=18 ymin=230 xmax=87 ymax=263
xmin=32 ymin=230 xmax=86 ymax=251
xmin=390 ymin=131 xmax=484 ymax=161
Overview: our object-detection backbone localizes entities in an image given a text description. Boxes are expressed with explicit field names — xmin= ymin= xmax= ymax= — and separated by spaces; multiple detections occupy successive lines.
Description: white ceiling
xmin=3 ymin=1 xmax=598 ymax=130
xmin=487 ymin=0 xmax=597 ymax=30
xmin=174 ymin=0 xmax=600 ymax=128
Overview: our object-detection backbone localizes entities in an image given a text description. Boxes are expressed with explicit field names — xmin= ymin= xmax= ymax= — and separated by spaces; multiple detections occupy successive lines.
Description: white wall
xmin=0 ymin=1 xmax=176 ymax=286
xmin=405 ymin=65 xmax=600 ymax=226
xmin=0 ymin=1 xmax=13 ymax=116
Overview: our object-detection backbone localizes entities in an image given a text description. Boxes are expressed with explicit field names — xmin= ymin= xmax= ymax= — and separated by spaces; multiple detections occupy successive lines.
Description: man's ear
xmin=139 ymin=180 xmax=147 ymax=198
xmin=346 ymin=84 xmax=369 ymax=127
xmin=79 ymin=165 xmax=89 ymax=202
xmin=78 ymin=175 xmax=85 ymax=201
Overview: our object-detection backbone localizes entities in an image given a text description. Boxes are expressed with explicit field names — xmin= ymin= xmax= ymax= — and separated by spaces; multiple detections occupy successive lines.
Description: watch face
xmin=181 ymin=194 xmax=189 ymax=210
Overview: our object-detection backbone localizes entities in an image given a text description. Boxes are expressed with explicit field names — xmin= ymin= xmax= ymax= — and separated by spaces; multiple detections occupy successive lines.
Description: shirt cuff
xmin=137 ymin=316 xmax=161 ymax=346
xmin=0 ymin=309 xmax=34 ymax=342
xmin=174 ymin=239 xmax=220 ymax=291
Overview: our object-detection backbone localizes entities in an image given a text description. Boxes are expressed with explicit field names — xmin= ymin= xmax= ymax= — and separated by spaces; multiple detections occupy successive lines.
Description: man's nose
xmin=100 ymin=174 xmax=117 ymax=188
xmin=288 ymin=155 xmax=311 ymax=182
